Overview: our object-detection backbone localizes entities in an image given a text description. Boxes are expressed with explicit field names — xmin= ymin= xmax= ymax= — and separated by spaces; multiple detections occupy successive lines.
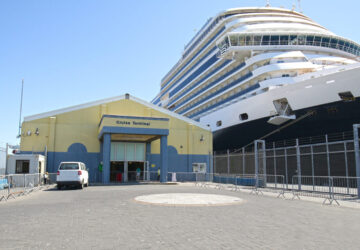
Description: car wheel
xmin=57 ymin=184 xmax=62 ymax=190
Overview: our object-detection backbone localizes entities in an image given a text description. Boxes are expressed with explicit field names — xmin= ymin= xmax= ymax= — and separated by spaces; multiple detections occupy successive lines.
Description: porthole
xmin=339 ymin=91 xmax=355 ymax=102
xmin=216 ymin=121 xmax=222 ymax=127
xmin=239 ymin=113 xmax=248 ymax=121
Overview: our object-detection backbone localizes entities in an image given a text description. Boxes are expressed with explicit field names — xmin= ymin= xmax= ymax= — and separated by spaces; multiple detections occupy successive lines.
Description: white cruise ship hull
xmin=200 ymin=65 xmax=360 ymax=150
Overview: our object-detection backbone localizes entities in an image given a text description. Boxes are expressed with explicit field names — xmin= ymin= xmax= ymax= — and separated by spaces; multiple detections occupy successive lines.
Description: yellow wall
xmin=20 ymin=98 xmax=212 ymax=155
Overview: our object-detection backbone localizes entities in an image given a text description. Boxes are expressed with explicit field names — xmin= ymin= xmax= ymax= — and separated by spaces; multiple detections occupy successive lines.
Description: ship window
xmin=282 ymin=74 xmax=290 ymax=77
xmin=345 ymin=41 xmax=350 ymax=47
xmin=239 ymin=36 xmax=245 ymax=46
xmin=298 ymin=35 xmax=306 ymax=45
xmin=262 ymin=36 xmax=270 ymax=45
xmin=254 ymin=36 xmax=262 ymax=45
xmin=230 ymin=35 xmax=238 ymax=46
xmin=321 ymin=37 xmax=329 ymax=47
xmin=224 ymin=36 xmax=229 ymax=46
xmin=330 ymin=38 xmax=338 ymax=49
xmin=306 ymin=36 xmax=314 ymax=45
xmin=270 ymin=35 xmax=279 ymax=45
xmin=280 ymin=35 xmax=289 ymax=45
xmin=216 ymin=120 xmax=222 ymax=127
xmin=239 ymin=113 xmax=248 ymax=121
xmin=245 ymin=36 xmax=253 ymax=46
xmin=339 ymin=91 xmax=355 ymax=102
xmin=338 ymin=40 xmax=345 ymax=49
xmin=289 ymin=35 xmax=298 ymax=45
xmin=314 ymin=36 xmax=322 ymax=46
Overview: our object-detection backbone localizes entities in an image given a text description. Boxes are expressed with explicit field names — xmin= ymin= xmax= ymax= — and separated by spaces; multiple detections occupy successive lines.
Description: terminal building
xmin=19 ymin=94 xmax=212 ymax=183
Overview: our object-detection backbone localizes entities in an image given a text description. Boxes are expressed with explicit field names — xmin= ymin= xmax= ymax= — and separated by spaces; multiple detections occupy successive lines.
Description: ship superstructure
xmin=152 ymin=7 xmax=360 ymax=150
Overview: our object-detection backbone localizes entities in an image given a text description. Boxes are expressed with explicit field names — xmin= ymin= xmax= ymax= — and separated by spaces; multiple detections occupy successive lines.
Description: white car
xmin=56 ymin=162 xmax=89 ymax=189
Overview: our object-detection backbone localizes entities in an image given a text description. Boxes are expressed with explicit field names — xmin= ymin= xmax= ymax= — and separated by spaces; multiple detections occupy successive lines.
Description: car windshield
xmin=59 ymin=163 xmax=79 ymax=170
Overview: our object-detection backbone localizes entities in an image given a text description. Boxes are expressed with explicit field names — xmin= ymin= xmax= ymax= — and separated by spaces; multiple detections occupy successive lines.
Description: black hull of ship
xmin=213 ymin=98 xmax=360 ymax=151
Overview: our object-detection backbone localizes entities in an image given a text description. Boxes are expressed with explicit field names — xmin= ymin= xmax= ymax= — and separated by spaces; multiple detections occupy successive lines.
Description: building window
xmin=339 ymin=91 xmax=355 ymax=102
xmin=239 ymin=113 xmax=248 ymax=121
xmin=16 ymin=160 xmax=30 ymax=174
xmin=216 ymin=120 xmax=222 ymax=127
xmin=192 ymin=163 xmax=206 ymax=173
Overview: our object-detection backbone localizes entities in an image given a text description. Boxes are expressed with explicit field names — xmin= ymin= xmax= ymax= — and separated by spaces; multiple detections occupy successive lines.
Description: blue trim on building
xmin=21 ymin=146 xmax=211 ymax=184
xmin=102 ymin=134 xmax=111 ymax=184
xmin=150 ymin=151 xmax=210 ymax=173
xmin=146 ymin=142 xmax=151 ymax=167
xmin=160 ymin=136 xmax=168 ymax=183
xmin=98 ymin=127 xmax=169 ymax=139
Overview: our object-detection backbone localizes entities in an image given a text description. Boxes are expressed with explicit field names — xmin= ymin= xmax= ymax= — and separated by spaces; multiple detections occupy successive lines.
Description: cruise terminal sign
xmin=116 ymin=120 xmax=150 ymax=126
xmin=99 ymin=115 xmax=169 ymax=132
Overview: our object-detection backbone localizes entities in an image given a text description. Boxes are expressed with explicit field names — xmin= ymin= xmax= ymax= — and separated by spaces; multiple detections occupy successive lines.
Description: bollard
xmin=255 ymin=142 xmax=259 ymax=189
xmin=7 ymin=175 xmax=10 ymax=199
xmin=296 ymin=139 xmax=301 ymax=191
xmin=285 ymin=148 xmax=288 ymax=189
xmin=310 ymin=145 xmax=315 ymax=191
xmin=23 ymin=174 xmax=26 ymax=193
xmin=353 ymin=124 xmax=360 ymax=199
xmin=227 ymin=149 xmax=230 ymax=176
xmin=344 ymin=142 xmax=350 ymax=195
xmin=242 ymin=147 xmax=245 ymax=176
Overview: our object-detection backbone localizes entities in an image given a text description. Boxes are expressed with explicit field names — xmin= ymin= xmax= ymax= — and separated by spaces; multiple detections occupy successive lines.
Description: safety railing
xmin=0 ymin=173 xmax=56 ymax=202
xmin=291 ymin=175 xmax=359 ymax=204
xmin=177 ymin=171 xmax=358 ymax=203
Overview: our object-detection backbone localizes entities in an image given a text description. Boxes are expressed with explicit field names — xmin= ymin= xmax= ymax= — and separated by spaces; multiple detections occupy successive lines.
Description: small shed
xmin=7 ymin=154 xmax=46 ymax=175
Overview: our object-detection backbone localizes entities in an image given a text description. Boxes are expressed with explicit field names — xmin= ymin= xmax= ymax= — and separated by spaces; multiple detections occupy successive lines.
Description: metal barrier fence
xmin=214 ymin=126 xmax=360 ymax=199
xmin=165 ymin=171 xmax=358 ymax=203
xmin=0 ymin=173 xmax=56 ymax=202
xmin=291 ymin=175 xmax=359 ymax=202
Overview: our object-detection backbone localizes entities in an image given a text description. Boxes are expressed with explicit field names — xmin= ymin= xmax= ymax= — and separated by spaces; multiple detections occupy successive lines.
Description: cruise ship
xmin=152 ymin=6 xmax=360 ymax=151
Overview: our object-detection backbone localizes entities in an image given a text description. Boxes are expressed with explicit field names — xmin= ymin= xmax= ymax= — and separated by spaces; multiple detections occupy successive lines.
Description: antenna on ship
xmin=266 ymin=0 xmax=270 ymax=7
xmin=298 ymin=0 xmax=303 ymax=13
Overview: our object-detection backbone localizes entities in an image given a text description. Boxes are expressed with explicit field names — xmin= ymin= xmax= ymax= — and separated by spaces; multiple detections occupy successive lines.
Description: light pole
xmin=18 ymin=79 xmax=24 ymax=138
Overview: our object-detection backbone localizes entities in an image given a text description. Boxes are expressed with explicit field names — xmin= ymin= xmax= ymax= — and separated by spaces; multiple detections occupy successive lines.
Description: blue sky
xmin=1 ymin=0 xmax=359 ymax=147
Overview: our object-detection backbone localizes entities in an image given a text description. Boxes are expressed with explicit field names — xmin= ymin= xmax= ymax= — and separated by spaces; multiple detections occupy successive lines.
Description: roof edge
xmin=23 ymin=94 xmax=211 ymax=131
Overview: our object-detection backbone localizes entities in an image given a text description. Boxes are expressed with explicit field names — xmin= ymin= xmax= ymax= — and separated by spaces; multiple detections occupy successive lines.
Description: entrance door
xmin=128 ymin=162 xmax=144 ymax=182
xmin=110 ymin=162 xmax=124 ymax=182
xmin=110 ymin=142 xmax=146 ymax=182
